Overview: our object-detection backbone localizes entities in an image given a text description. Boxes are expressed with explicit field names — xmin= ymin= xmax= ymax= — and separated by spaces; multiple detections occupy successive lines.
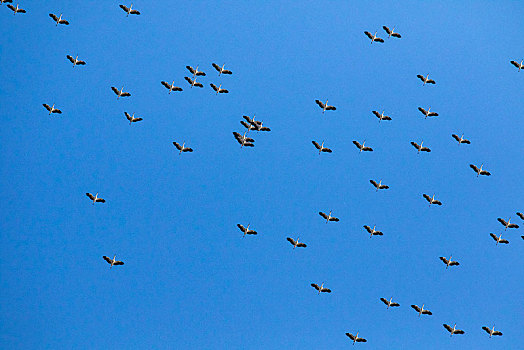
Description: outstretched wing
xmin=326 ymin=105 xmax=336 ymax=111
xmin=411 ymin=141 xmax=420 ymax=149
xmin=352 ymin=140 xmax=362 ymax=149
xmin=49 ymin=13 xmax=58 ymax=21
xmin=489 ymin=233 xmax=498 ymax=241
xmin=172 ymin=142 xmax=182 ymax=150
xmin=427 ymin=79 xmax=435 ymax=84
xmin=370 ymin=180 xmax=378 ymax=187
xmin=113 ymin=260 xmax=124 ymax=265
xmin=322 ymin=147 xmax=332 ymax=153
xmin=124 ymin=112 xmax=131 ymax=120
xmin=480 ymin=170 xmax=491 ymax=176
xmin=312 ymin=141 xmax=321 ymax=149
xmin=130 ymin=9 xmax=140 ymax=15
xmin=184 ymin=76 xmax=194 ymax=84
xmin=329 ymin=217 xmax=339 ymax=222
xmin=315 ymin=99 xmax=325 ymax=109
xmin=454 ymin=329 xmax=465 ymax=335
xmin=422 ymin=194 xmax=431 ymax=202
xmin=374 ymin=37 xmax=384 ymax=43
xmin=517 ymin=212 xmax=524 ymax=221
xmin=210 ymin=83 xmax=218 ymax=91
xmin=443 ymin=324 xmax=453 ymax=333
xmin=237 ymin=224 xmax=246 ymax=232
xmin=364 ymin=31 xmax=373 ymax=39
xmin=383 ymin=26 xmax=392 ymax=34
xmin=286 ymin=237 xmax=296 ymax=245
xmin=161 ymin=81 xmax=171 ymax=89
xmin=418 ymin=107 xmax=427 ymax=115
xmin=497 ymin=218 xmax=508 ymax=226
xmin=119 ymin=5 xmax=129 ymax=12
xmin=297 ymin=243 xmax=307 ymax=247
xmin=411 ymin=305 xmax=421 ymax=312
xmin=183 ymin=148 xmax=193 ymax=153
xmin=493 ymin=331 xmax=503 ymax=336
xmin=372 ymin=110 xmax=381 ymax=118
xmin=42 ymin=104 xmax=51 ymax=111
xmin=439 ymin=256 xmax=449 ymax=265
xmin=392 ymin=33 xmax=401 ymax=38
xmin=194 ymin=82 xmax=203 ymax=88
xmin=186 ymin=66 xmax=196 ymax=74
xmin=380 ymin=297 xmax=389 ymax=305
xmin=103 ymin=256 xmax=112 ymax=264
xmin=363 ymin=225 xmax=372 ymax=233
xmin=417 ymin=74 xmax=425 ymax=82
xmin=451 ymin=134 xmax=460 ymax=142
xmin=7 ymin=4 xmax=15 ymax=11
xmin=86 ymin=193 xmax=95 ymax=200
xmin=111 ymin=86 xmax=119 ymax=95
xmin=318 ymin=212 xmax=328 ymax=219
xmin=449 ymin=261 xmax=460 ymax=266
xmin=322 ymin=288 xmax=331 ymax=293
xmin=212 ymin=63 xmax=220 ymax=72
xmin=95 ymin=198 xmax=105 ymax=203
xmin=422 ymin=310 xmax=432 ymax=315
xmin=391 ymin=302 xmax=400 ymax=307
xmin=510 ymin=60 xmax=519 ymax=68
xmin=223 ymin=70 xmax=232 ymax=75
xmin=311 ymin=283 xmax=320 ymax=291
xmin=357 ymin=338 xmax=367 ymax=343
xmin=66 ymin=55 xmax=76 ymax=64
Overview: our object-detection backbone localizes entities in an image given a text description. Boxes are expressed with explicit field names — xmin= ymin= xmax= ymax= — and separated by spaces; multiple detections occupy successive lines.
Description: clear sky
xmin=1 ymin=1 xmax=523 ymax=349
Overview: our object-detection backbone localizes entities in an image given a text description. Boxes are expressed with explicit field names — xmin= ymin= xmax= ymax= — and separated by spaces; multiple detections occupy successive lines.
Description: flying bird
xmin=345 ymin=332 xmax=367 ymax=345
xmin=363 ymin=225 xmax=383 ymax=238
xmin=315 ymin=99 xmax=336 ymax=113
xmin=411 ymin=141 xmax=431 ymax=153
xmin=423 ymin=194 xmax=442 ymax=206
xmin=312 ymin=141 xmax=332 ymax=154
xmin=103 ymin=255 xmax=124 ymax=268
xmin=364 ymin=31 xmax=384 ymax=43
xmin=42 ymin=103 xmax=62 ymax=115
xmin=517 ymin=212 xmax=524 ymax=221
xmin=416 ymin=74 xmax=436 ymax=85
xmin=370 ymin=179 xmax=389 ymax=191
xmin=119 ymin=4 xmax=140 ymax=16
xmin=186 ymin=65 xmax=206 ymax=77
xmin=237 ymin=224 xmax=257 ymax=237
xmin=184 ymin=76 xmax=203 ymax=88
xmin=411 ymin=304 xmax=432 ymax=316
xmin=212 ymin=63 xmax=232 ymax=75
xmin=352 ymin=140 xmax=373 ymax=152
xmin=173 ymin=142 xmax=193 ymax=155
xmin=489 ymin=233 xmax=509 ymax=245
xmin=380 ymin=297 xmax=400 ymax=309
xmin=86 ymin=192 xmax=105 ymax=205
xmin=311 ymin=283 xmax=331 ymax=294
xmin=497 ymin=217 xmax=519 ymax=230
xmin=286 ymin=237 xmax=307 ymax=249
xmin=319 ymin=211 xmax=339 ymax=223
xmin=233 ymin=132 xmax=255 ymax=147
xmin=443 ymin=324 xmax=465 ymax=337
xmin=469 ymin=164 xmax=491 ymax=177
xmin=161 ymin=81 xmax=183 ymax=94
xmin=210 ymin=83 xmax=229 ymax=94
xmin=124 ymin=112 xmax=142 ymax=124
xmin=382 ymin=26 xmax=401 ymax=38
xmin=49 ymin=13 xmax=69 ymax=26
xmin=510 ymin=59 xmax=523 ymax=72
xmin=452 ymin=134 xmax=470 ymax=145
xmin=439 ymin=255 xmax=460 ymax=269
xmin=66 ymin=55 xmax=86 ymax=66
xmin=418 ymin=107 xmax=439 ymax=119
xmin=482 ymin=325 xmax=503 ymax=338
xmin=372 ymin=110 xmax=392 ymax=122
xmin=7 ymin=4 xmax=25 ymax=14
xmin=111 ymin=86 xmax=131 ymax=99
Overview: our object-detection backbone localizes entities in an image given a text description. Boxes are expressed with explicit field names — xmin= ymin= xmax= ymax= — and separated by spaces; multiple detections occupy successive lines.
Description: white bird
xmin=312 ymin=141 xmax=332 ymax=154
xmin=66 ymin=55 xmax=86 ymax=67
xmin=103 ymin=255 xmax=124 ymax=268
xmin=443 ymin=323 xmax=465 ymax=337
xmin=423 ymin=193 xmax=442 ymax=206
xmin=497 ymin=217 xmax=519 ymax=231
xmin=311 ymin=282 xmax=331 ymax=294
xmin=233 ymin=131 xmax=255 ymax=147
xmin=124 ymin=112 xmax=142 ymax=124
xmin=119 ymin=4 xmax=140 ymax=16
xmin=352 ymin=140 xmax=373 ymax=152
xmin=411 ymin=304 xmax=432 ymax=316
xmin=418 ymin=107 xmax=439 ymax=119
xmin=411 ymin=141 xmax=431 ymax=153
xmin=184 ymin=76 xmax=203 ymax=88
xmin=382 ymin=26 xmax=401 ymax=38
xmin=49 ymin=13 xmax=69 ymax=26
xmin=172 ymin=141 xmax=193 ymax=155
xmin=237 ymin=224 xmax=257 ymax=237
xmin=469 ymin=163 xmax=491 ymax=177
xmin=345 ymin=332 xmax=367 ymax=345
xmin=210 ymin=83 xmax=229 ymax=94
xmin=370 ymin=179 xmax=389 ymax=191
xmin=510 ymin=59 xmax=523 ymax=72
xmin=286 ymin=237 xmax=307 ymax=249
xmin=489 ymin=233 xmax=509 ymax=245
xmin=439 ymin=255 xmax=460 ymax=269
xmin=7 ymin=4 xmax=25 ymax=14
xmin=372 ymin=110 xmax=392 ymax=122
xmin=380 ymin=297 xmax=400 ymax=309
xmin=416 ymin=74 xmax=436 ymax=85
xmin=364 ymin=31 xmax=384 ymax=43
xmin=363 ymin=225 xmax=383 ymax=238
xmin=319 ymin=211 xmax=339 ymax=223
xmin=186 ymin=65 xmax=206 ymax=77
xmin=482 ymin=325 xmax=503 ymax=338
xmin=452 ymin=133 xmax=471 ymax=145
xmin=86 ymin=192 xmax=105 ymax=205
xmin=212 ymin=63 xmax=232 ymax=75
xmin=315 ymin=99 xmax=336 ymax=113
xmin=42 ymin=103 xmax=62 ymax=115
xmin=161 ymin=81 xmax=183 ymax=94
xmin=111 ymin=86 xmax=131 ymax=99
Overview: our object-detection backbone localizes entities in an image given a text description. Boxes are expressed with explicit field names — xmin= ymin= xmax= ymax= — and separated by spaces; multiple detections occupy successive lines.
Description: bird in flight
xmin=311 ymin=282 xmax=331 ymax=294
xmin=410 ymin=141 xmax=431 ymax=154
xmin=233 ymin=132 xmax=255 ymax=147
xmin=510 ymin=59 xmax=523 ymax=72
xmin=42 ymin=103 xmax=62 ymax=115
xmin=439 ymin=255 xmax=460 ymax=269
xmin=186 ymin=65 xmax=206 ymax=77
xmin=418 ymin=107 xmax=439 ymax=119
xmin=364 ymin=31 xmax=384 ymax=43
xmin=370 ymin=179 xmax=389 ymax=191
xmin=516 ymin=212 xmax=524 ymax=221
xmin=184 ymin=76 xmax=203 ymax=88
xmin=489 ymin=233 xmax=509 ymax=245
xmin=124 ymin=112 xmax=143 ymax=125
xmin=411 ymin=304 xmax=432 ymax=317
xmin=416 ymin=74 xmax=436 ymax=85
xmin=352 ymin=140 xmax=373 ymax=152
xmin=312 ymin=141 xmax=332 ymax=155
xmin=49 ymin=13 xmax=69 ymax=26
xmin=482 ymin=325 xmax=503 ymax=338
xmin=423 ymin=194 xmax=442 ymax=206
xmin=382 ymin=26 xmax=401 ymax=38
xmin=443 ymin=323 xmax=465 ymax=337
xmin=315 ymin=99 xmax=336 ymax=113
xmin=7 ymin=4 xmax=26 ymax=14
xmin=319 ymin=211 xmax=339 ymax=223
xmin=286 ymin=237 xmax=307 ymax=249
xmin=452 ymin=134 xmax=470 ymax=145
xmin=111 ymin=86 xmax=131 ymax=99
xmin=120 ymin=4 xmax=140 ymax=16
xmin=161 ymin=81 xmax=183 ymax=94
xmin=66 ymin=55 xmax=86 ymax=67
xmin=372 ymin=110 xmax=392 ymax=123
xmin=363 ymin=225 xmax=383 ymax=238
xmin=469 ymin=163 xmax=491 ymax=177
xmin=237 ymin=224 xmax=257 ymax=237
xmin=497 ymin=217 xmax=519 ymax=231
xmin=345 ymin=332 xmax=367 ymax=345
xmin=103 ymin=255 xmax=124 ymax=268
xmin=173 ymin=142 xmax=193 ymax=155
xmin=86 ymin=192 xmax=105 ymax=205
xmin=380 ymin=297 xmax=400 ymax=309
xmin=212 ymin=63 xmax=232 ymax=75
xmin=210 ymin=83 xmax=229 ymax=94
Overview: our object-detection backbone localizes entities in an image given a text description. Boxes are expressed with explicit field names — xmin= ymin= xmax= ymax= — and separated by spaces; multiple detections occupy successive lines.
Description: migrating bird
xmin=186 ymin=65 xmax=206 ymax=77
xmin=372 ymin=110 xmax=392 ymax=122
xmin=184 ymin=76 xmax=203 ymax=88
xmin=469 ymin=163 xmax=491 ymax=177
xmin=161 ymin=81 xmax=183 ymax=94
xmin=345 ymin=332 xmax=367 ymax=345
xmin=311 ymin=282 xmax=331 ymax=294
xmin=411 ymin=141 xmax=431 ymax=153
xmin=233 ymin=132 xmax=254 ymax=147
xmin=411 ymin=304 xmax=432 ymax=317
xmin=212 ymin=63 xmax=232 ymax=75
xmin=517 ymin=212 xmax=524 ymax=221
xmin=452 ymin=134 xmax=471 ymax=145
xmin=315 ymin=99 xmax=336 ymax=113
xmin=237 ymin=224 xmax=257 ymax=237
xmin=416 ymin=74 xmax=436 ymax=85
xmin=497 ymin=217 xmax=519 ymax=231
xmin=489 ymin=233 xmax=509 ymax=245
xmin=49 ymin=13 xmax=69 ymax=26
xmin=119 ymin=4 xmax=140 ymax=16
xmin=418 ymin=107 xmax=439 ymax=119
xmin=383 ymin=26 xmax=401 ymax=38
xmin=443 ymin=324 xmax=465 ymax=337
xmin=42 ymin=103 xmax=62 ymax=115
xmin=172 ymin=142 xmax=193 ymax=155
xmin=423 ymin=193 xmax=442 ymax=206
xmin=380 ymin=297 xmax=400 ymax=309
xmin=111 ymin=86 xmax=131 ymax=99
xmin=286 ymin=237 xmax=307 ymax=249
xmin=510 ymin=59 xmax=523 ymax=72
xmin=352 ymin=140 xmax=373 ymax=152
xmin=439 ymin=255 xmax=460 ymax=269
xmin=86 ymin=192 xmax=105 ymax=205
xmin=210 ymin=83 xmax=229 ymax=94
xmin=124 ymin=112 xmax=142 ymax=124
xmin=66 ymin=55 xmax=86 ymax=67
xmin=319 ymin=211 xmax=339 ymax=223
xmin=7 ymin=4 xmax=25 ymax=14
xmin=312 ymin=141 xmax=332 ymax=154
xmin=363 ymin=225 xmax=383 ymax=238
xmin=482 ymin=325 xmax=503 ymax=338
xmin=370 ymin=179 xmax=389 ymax=191
xmin=364 ymin=31 xmax=384 ymax=43
xmin=103 ymin=255 xmax=124 ymax=268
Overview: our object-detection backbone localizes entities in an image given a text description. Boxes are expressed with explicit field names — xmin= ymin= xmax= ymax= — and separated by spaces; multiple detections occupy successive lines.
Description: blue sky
xmin=1 ymin=1 xmax=523 ymax=349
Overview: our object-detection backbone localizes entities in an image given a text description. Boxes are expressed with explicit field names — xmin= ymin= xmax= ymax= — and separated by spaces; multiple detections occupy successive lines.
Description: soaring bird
xmin=363 ymin=225 xmax=383 ymax=238
xmin=161 ymin=81 xmax=183 ymax=94
xmin=319 ymin=211 xmax=339 ymax=223
xmin=416 ymin=74 xmax=436 ymax=85
xmin=370 ymin=179 xmax=389 ymax=191
xmin=124 ymin=112 xmax=142 ymax=124
xmin=380 ymin=297 xmax=400 ymax=309
xmin=172 ymin=142 xmax=193 ymax=155
xmin=423 ymin=194 xmax=442 ymax=206
xmin=482 ymin=325 xmax=503 ymax=338
xmin=7 ymin=4 xmax=25 ymax=14
xmin=372 ymin=110 xmax=392 ymax=122
xmin=66 ymin=55 xmax=86 ymax=66
xmin=411 ymin=304 xmax=432 ymax=316
xmin=439 ymin=255 xmax=460 ymax=269
xmin=210 ymin=83 xmax=229 ymax=94
xmin=469 ymin=164 xmax=491 ymax=177
xmin=497 ymin=217 xmax=519 ymax=230
xmin=312 ymin=141 xmax=332 ymax=154
xmin=286 ymin=237 xmax=307 ymax=249
xmin=42 ymin=103 xmax=62 ymax=115
xmin=233 ymin=132 xmax=255 ymax=147
xmin=315 ymin=99 xmax=336 ymax=113
xmin=364 ymin=31 xmax=384 ymax=43
xmin=411 ymin=141 xmax=431 ymax=153
xmin=345 ymin=332 xmax=367 ymax=345
xmin=184 ymin=76 xmax=203 ymax=88
xmin=382 ymin=26 xmax=401 ymax=38
xmin=452 ymin=134 xmax=470 ymax=145
xmin=311 ymin=282 xmax=331 ymax=294
xmin=86 ymin=192 xmax=105 ymax=204
xmin=49 ymin=13 xmax=69 ymax=26
xmin=517 ymin=212 xmax=524 ymax=221
xmin=119 ymin=4 xmax=140 ymax=16
xmin=510 ymin=59 xmax=523 ymax=72
xmin=489 ymin=233 xmax=509 ymax=245
xmin=443 ymin=324 xmax=465 ymax=337
xmin=103 ymin=255 xmax=124 ymax=268
xmin=418 ymin=107 xmax=439 ymax=119
xmin=237 ymin=224 xmax=257 ymax=237
xmin=111 ymin=86 xmax=131 ymax=99
xmin=212 ymin=63 xmax=232 ymax=75
xmin=352 ymin=140 xmax=373 ymax=152
xmin=186 ymin=65 xmax=206 ymax=77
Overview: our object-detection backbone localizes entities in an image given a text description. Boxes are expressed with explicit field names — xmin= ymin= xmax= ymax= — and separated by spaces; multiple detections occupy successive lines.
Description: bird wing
xmin=237 ymin=224 xmax=246 ymax=232
xmin=53 ymin=109 xmax=62 ymax=114
xmin=439 ymin=256 xmax=449 ymax=264
xmin=195 ymin=82 xmax=203 ymax=88
xmin=130 ymin=10 xmax=140 ymax=15
xmin=240 ymin=121 xmax=252 ymax=129
xmin=383 ymin=26 xmax=391 ymax=34
xmin=119 ymin=92 xmax=130 ymax=97
xmin=49 ymin=13 xmax=58 ymax=21
xmin=380 ymin=185 xmax=389 ymax=189
xmin=363 ymin=225 xmax=372 ymax=233
xmin=212 ymin=63 xmax=220 ymax=71
xmin=113 ymin=261 xmax=124 ymax=265
xmin=517 ymin=212 xmax=524 ymax=220
xmin=462 ymin=139 xmax=470 ymax=144
xmin=326 ymin=106 xmax=336 ymax=111
xmin=374 ymin=37 xmax=384 ymax=42
xmin=77 ymin=60 xmax=86 ymax=65
xmin=60 ymin=20 xmax=69 ymax=25
xmin=242 ymin=115 xmax=253 ymax=123
xmin=497 ymin=218 xmax=508 ymax=226
xmin=383 ymin=116 xmax=392 ymax=120
xmin=312 ymin=141 xmax=321 ymax=149
xmin=161 ymin=81 xmax=170 ymax=89
xmin=247 ymin=230 xmax=257 ymax=235
xmin=7 ymin=4 xmax=15 ymax=11
xmin=489 ymin=233 xmax=498 ymax=241
xmin=322 ymin=148 xmax=332 ymax=153
xmin=172 ymin=142 xmax=182 ymax=150
xmin=133 ymin=118 xmax=143 ymax=122
xmin=352 ymin=140 xmax=362 ymax=149
xmin=375 ymin=231 xmax=383 ymax=235
xmin=500 ymin=239 xmax=509 ymax=244
xmin=184 ymin=76 xmax=194 ymax=84
xmin=210 ymin=83 xmax=218 ymax=91
xmin=297 ymin=243 xmax=307 ymax=247
xmin=449 ymin=261 xmax=460 ymax=266
xmin=124 ymin=112 xmax=131 ymax=120
xmin=391 ymin=302 xmax=400 ymax=307
xmin=411 ymin=305 xmax=421 ymax=312
xmin=370 ymin=180 xmax=378 ymax=187
xmin=286 ymin=237 xmax=296 ymax=245
xmin=233 ymin=132 xmax=242 ymax=141
xmin=43 ymin=104 xmax=51 ymax=111
xmin=223 ymin=70 xmax=232 ymax=75
xmin=363 ymin=147 xmax=373 ymax=151
xmin=422 ymin=310 xmax=432 ymax=315
xmin=510 ymin=60 xmax=519 ymax=68
xmin=346 ymin=333 xmax=355 ymax=340
xmin=111 ymin=86 xmax=119 ymax=95
xmin=418 ymin=107 xmax=427 ymax=114
xmin=392 ymin=33 xmax=401 ymax=38
xmin=482 ymin=326 xmax=490 ymax=334
xmin=95 ymin=198 xmax=105 ymax=203
xmin=454 ymin=329 xmax=465 ymax=334
xmin=315 ymin=99 xmax=325 ymax=108
xmin=429 ymin=112 xmax=439 ymax=116
xmin=244 ymin=143 xmax=254 ymax=147
xmin=480 ymin=170 xmax=491 ymax=176
xmin=184 ymin=148 xmax=193 ymax=153
xmin=329 ymin=217 xmax=339 ymax=222
xmin=357 ymin=338 xmax=367 ymax=343
xmin=260 ymin=127 xmax=270 ymax=131
xmin=417 ymin=74 xmax=424 ymax=81
xmin=427 ymin=79 xmax=435 ymax=84
xmin=186 ymin=66 xmax=195 ymax=74
xmin=322 ymin=288 xmax=331 ymax=293
xmin=86 ymin=193 xmax=95 ymax=200
xmin=380 ymin=297 xmax=388 ymax=305
xmin=509 ymin=223 xmax=520 ymax=229
xmin=119 ymin=5 xmax=129 ymax=12
xmin=421 ymin=147 xmax=431 ymax=152
xmin=434 ymin=200 xmax=442 ymax=205
xmin=245 ymin=137 xmax=255 ymax=142
xmin=422 ymin=194 xmax=431 ymax=202
xmin=318 ymin=212 xmax=328 ymax=219
xmin=220 ymin=89 xmax=229 ymax=93
xmin=311 ymin=283 xmax=320 ymax=290
xmin=364 ymin=31 xmax=373 ymax=39
xmin=66 ymin=55 xmax=75 ymax=63
xmin=372 ymin=110 xmax=380 ymax=118
xmin=443 ymin=324 xmax=453 ymax=332
xmin=103 ymin=256 xmax=112 ymax=264
xmin=411 ymin=141 xmax=419 ymax=149
xmin=493 ymin=331 xmax=503 ymax=336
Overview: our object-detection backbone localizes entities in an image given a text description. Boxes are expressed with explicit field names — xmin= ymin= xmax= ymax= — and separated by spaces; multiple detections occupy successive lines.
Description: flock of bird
xmin=5 ymin=2 xmax=523 ymax=346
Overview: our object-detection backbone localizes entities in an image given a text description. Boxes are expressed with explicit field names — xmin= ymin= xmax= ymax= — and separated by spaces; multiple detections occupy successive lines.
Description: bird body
xmin=287 ymin=237 xmax=306 ymax=249
xmin=237 ymin=224 xmax=257 ymax=237
xmin=510 ymin=59 xmax=523 ymax=71
xmin=103 ymin=255 xmax=124 ymax=268
xmin=49 ymin=13 xmax=69 ymax=26
xmin=370 ymin=179 xmax=389 ymax=191
xmin=364 ymin=31 xmax=384 ymax=43
xmin=161 ymin=81 xmax=182 ymax=94
xmin=124 ymin=112 xmax=143 ymax=124
xmin=411 ymin=141 xmax=431 ymax=153
xmin=86 ymin=192 xmax=105 ymax=205
xmin=312 ymin=141 xmax=332 ymax=154
xmin=319 ymin=211 xmax=339 ymax=223
xmin=212 ymin=63 xmax=232 ymax=75
xmin=173 ymin=141 xmax=193 ymax=155
xmin=423 ymin=193 xmax=442 ymax=206
xmin=315 ymin=99 xmax=336 ymax=113
xmin=443 ymin=323 xmax=465 ymax=337
xmin=42 ymin=103 xmax=62 ymax=115
xmin=111 ymin=86 xmax=131 ymax=99
xmin=439 ymin=255 xmax=460 ymax=269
